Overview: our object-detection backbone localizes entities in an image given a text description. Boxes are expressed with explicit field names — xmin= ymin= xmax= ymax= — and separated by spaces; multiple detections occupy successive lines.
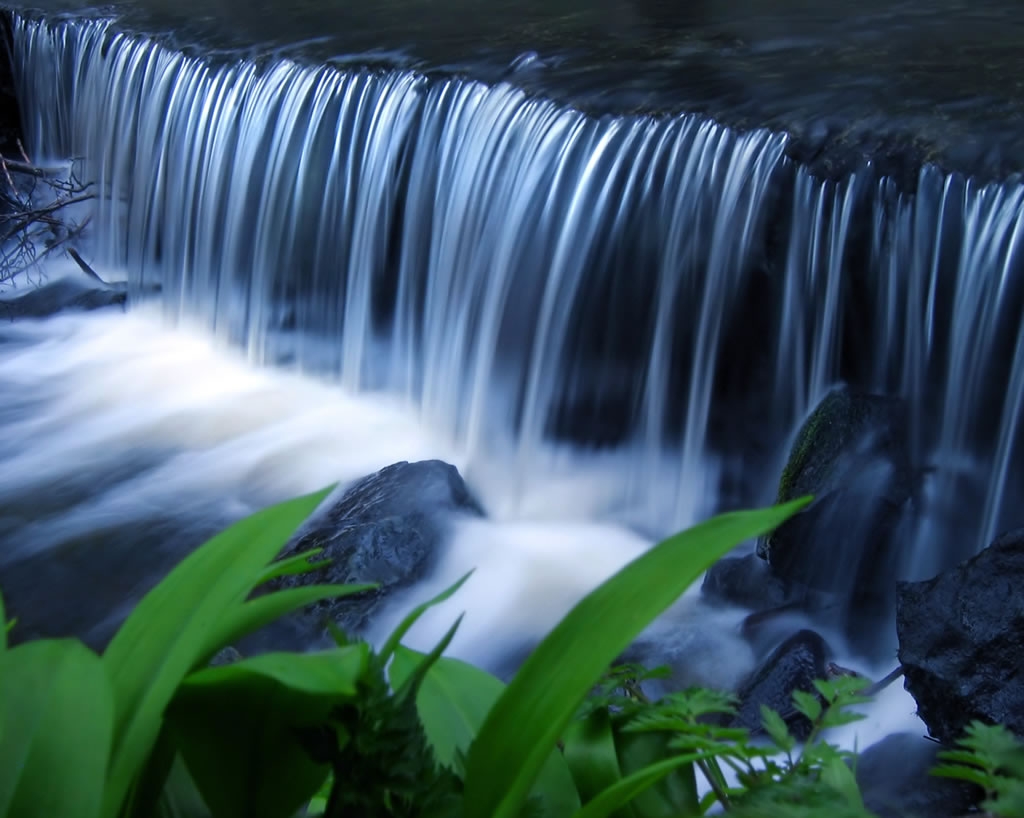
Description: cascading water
xmin=14 ymin=14 xmax=1024 ymax=566
xmin=4 ymin=6 xmax=1024 ymax=690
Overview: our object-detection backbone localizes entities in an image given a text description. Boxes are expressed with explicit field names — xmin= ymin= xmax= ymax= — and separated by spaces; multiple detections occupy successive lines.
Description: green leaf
xmin=167 ymin=645 xmax=369 ymax=818
xmin=390 ymin=645 xmax=497 ymax=770
xmin=819 ymin=756 xmax=864 ymax=807
xmin=181 ymin=644 xmax=369 ymax=698
xmin=379 ymin=571 xmax=473 ymax=664
xmin=759 ymin=706 xmax=795 ymax=753
xmin=791 ymin=690 xmax=822 ymax=723
xmin=100 ymin=487 xmax=332 ymax=817
xmin=203 ymin=583 xmax=377 ymax=660
xmin=255 ymin=548 xmax=331 ymax=584
xmin=462 ymin=497 xmax=811 ymax=818
xmin=818 ymin=709 xmax=866 ymax=730
xmin=569 ymin=753 xmax=703 ymax=818
xmin=614 ymin=729 xmax=699 ymax=817
xmin=936 ymin=749 xmax=986 ymax=768
xmin=0 ymin=639 xmax=114 ymax=818
xmin=392 ymin=614 xmax=464 ymax=703
xmin=931 ymin=765 xmax=994 ymax=789
xmin=562 ymin=710 xmax=625 ymax=811
xmin=389 ymin=645 xmax=580 ymax=817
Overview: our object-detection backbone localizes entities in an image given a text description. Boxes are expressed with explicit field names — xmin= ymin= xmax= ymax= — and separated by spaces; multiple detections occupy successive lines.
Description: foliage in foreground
xmin=0 ymin=487 xmax=1021 ymax=818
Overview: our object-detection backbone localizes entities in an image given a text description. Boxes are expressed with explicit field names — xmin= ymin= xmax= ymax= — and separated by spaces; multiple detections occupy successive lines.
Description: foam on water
xmin=0 ymin=271 xmax=923 ymax=757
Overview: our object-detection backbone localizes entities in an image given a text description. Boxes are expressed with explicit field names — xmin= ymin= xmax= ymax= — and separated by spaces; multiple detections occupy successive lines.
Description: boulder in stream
xmin=255 ymin=460 xmax=485 ymax=648
xmin=729 ymin=629 xmax=830 ymax=740
xmin=757 ymin=386 xmax=915 ymax=602
xmin=897 ymin=528 xmax=1024 ymax=744
xmin=0 ymin=277 xmax=126 ymax=319
xmin=855 ymin=732 xmax=981 ymax=818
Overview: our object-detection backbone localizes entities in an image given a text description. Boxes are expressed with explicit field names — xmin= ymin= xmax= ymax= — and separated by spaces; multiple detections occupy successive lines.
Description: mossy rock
xmin=758 ymin=387 xmax=915 ymax=598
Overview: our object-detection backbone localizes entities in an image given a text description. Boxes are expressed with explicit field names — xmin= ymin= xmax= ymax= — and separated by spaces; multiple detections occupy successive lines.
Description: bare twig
xmin=66 ymin=246 xmax=107 ymax=284
xmin=0 ymin=150 xmax=96 ymax=285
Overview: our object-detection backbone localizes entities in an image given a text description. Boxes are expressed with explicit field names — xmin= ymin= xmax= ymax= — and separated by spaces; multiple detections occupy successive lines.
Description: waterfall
xmin=11 ymin=14 xmax=1024 ymax=563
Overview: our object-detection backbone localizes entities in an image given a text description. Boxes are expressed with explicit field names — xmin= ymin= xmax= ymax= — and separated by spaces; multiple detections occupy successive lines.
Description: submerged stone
xmin=701 ymin=551 xmax=797 ymax=612
xmin=0 ymin=277 xmax=126 ymax=319
xmin=897 ymin=528 xmax=1024 ymax=744
xmin=758 ymin=386 xmax=915 ymax=602
xmin=256 ymin=460 xmax=484 ymax=647
xmin=855 ymin=732 xmax=981 ymax=818
xmin=729 ymin=629 xmax=830 ymax=741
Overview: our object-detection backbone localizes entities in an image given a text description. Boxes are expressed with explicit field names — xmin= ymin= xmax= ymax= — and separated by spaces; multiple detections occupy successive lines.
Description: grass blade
xmin=462 ymin=498 xmax=811 ymax=818
xmin=100 ymin=487 xmax=331 ymax=817
xmin=570 ymin=754 xmax=703 ymax=818
xmin=0 ymin=639 xmax=114 ymax=818
xmin=204 ymin=583 xmax=377 ymax=658
xmin=378 ymin=571 xmax=473 ymax=663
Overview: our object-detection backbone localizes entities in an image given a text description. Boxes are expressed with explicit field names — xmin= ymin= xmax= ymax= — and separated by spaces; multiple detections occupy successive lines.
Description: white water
xmin=0 ymin=265 xmax=920 ymax=756
xmin=2 ymin=11 xmax=961 ymax=765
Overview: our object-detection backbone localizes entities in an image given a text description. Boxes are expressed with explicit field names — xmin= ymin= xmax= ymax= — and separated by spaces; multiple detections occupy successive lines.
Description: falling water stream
xmin=3 ymin=8 xmax=1024 ymax=758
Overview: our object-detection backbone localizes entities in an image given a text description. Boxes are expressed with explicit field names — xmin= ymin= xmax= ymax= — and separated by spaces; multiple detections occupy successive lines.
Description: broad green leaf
xmin=0 ymin=639 xmax=113 ymax=818
xmin=101 ymin=487 xmax=332 ymax=817
xmin=389 ymin=645 xmax=581 ymax=817
xmin=462 ymin=497 xmax=811 ymax=818
xmin=379 ymin=571 xmax=473 ymax=663
xmin=181 ymin=643 xmax=369 ymax=700
xmin=562 ymin=710 xmax=625 ymax=811
xmin=168 ymin=645 xmax=369 ymax=818
xmin=389 ymin=645 xmax=500 ymax=769
xmin=570 ymin=753 xmax=703 ymax=818
xmin=614 ymin=728 xmax=699 ymax=817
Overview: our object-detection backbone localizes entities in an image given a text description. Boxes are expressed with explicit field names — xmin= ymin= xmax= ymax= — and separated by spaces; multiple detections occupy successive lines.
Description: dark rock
xmin=209 ymin=646 xmax=243 ymax=667
xmin=701 ymin=552 xmax=796 ymax=611
xmin=0 ymin=277 xmax=127 ymax=320
xmin=897 ymin=528 xmax=1024 ymax=744
xmin=729 ymin=629 xmax=830 ymax=740
xmin=0 ymin=15 xmax=24 ymax=156
xmin=256 ymin=460 xmax=484 ymax=647
xmin=855 ymin=732 xmax=981 ymax=818
xmin=758 ymin=386 xmax=915 ymax=601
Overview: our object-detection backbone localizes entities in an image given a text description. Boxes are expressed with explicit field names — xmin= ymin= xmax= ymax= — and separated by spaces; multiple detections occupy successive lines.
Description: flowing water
xmin=3 ymin=5 xmax=1024 ymax=754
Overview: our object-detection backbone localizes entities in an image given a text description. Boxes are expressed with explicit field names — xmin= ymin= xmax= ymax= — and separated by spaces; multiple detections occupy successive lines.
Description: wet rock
xmin=701 ymin=552 xmax=796 ymax=611
xmin=729 ymin=629 xmax=830 ymax=740
xmin=257 ymin=460 xmax=484 ymax=647
xmin=758 ymin=386 xmax=915 ymax=600
xmin=855 ymin=732 xmax=981 ymax=818
xmin=0 ymin=277 xmax=126 ymax=320
xmin=897 ymin=528 xmax=1024 ymax=744
xmin=209 ymin=646 xmax=243 ymax=667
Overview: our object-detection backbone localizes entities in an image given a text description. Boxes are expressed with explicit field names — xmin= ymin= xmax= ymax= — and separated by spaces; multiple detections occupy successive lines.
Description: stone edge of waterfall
xmin=5 ymin=7 xmax=1024 ymax=192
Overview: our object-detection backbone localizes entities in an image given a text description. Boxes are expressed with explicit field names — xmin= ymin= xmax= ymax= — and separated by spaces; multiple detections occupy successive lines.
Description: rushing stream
xmin=3 ymin=4 xmax=1024 ymax=759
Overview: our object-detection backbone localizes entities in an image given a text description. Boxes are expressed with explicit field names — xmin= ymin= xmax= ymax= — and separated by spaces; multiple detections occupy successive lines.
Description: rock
xmin=0 ymin=277 xmax=126 ymax=320
xmin=729 ymin=629 xmax=830 ymax=740
xmin=255 ymin=460 xmax=484 ymax=648
xmin=758 ymin=386 xmax=915 ymax=600
xmin=209 ymin=646 xmax=243 ymax=667
xmin=855 ymin=732 xmax=981 ymax=818
xmin=897 ymin=528 xmax=1024 ymax=744
xmin=701 ymin=552 xmax=795 ymax=611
